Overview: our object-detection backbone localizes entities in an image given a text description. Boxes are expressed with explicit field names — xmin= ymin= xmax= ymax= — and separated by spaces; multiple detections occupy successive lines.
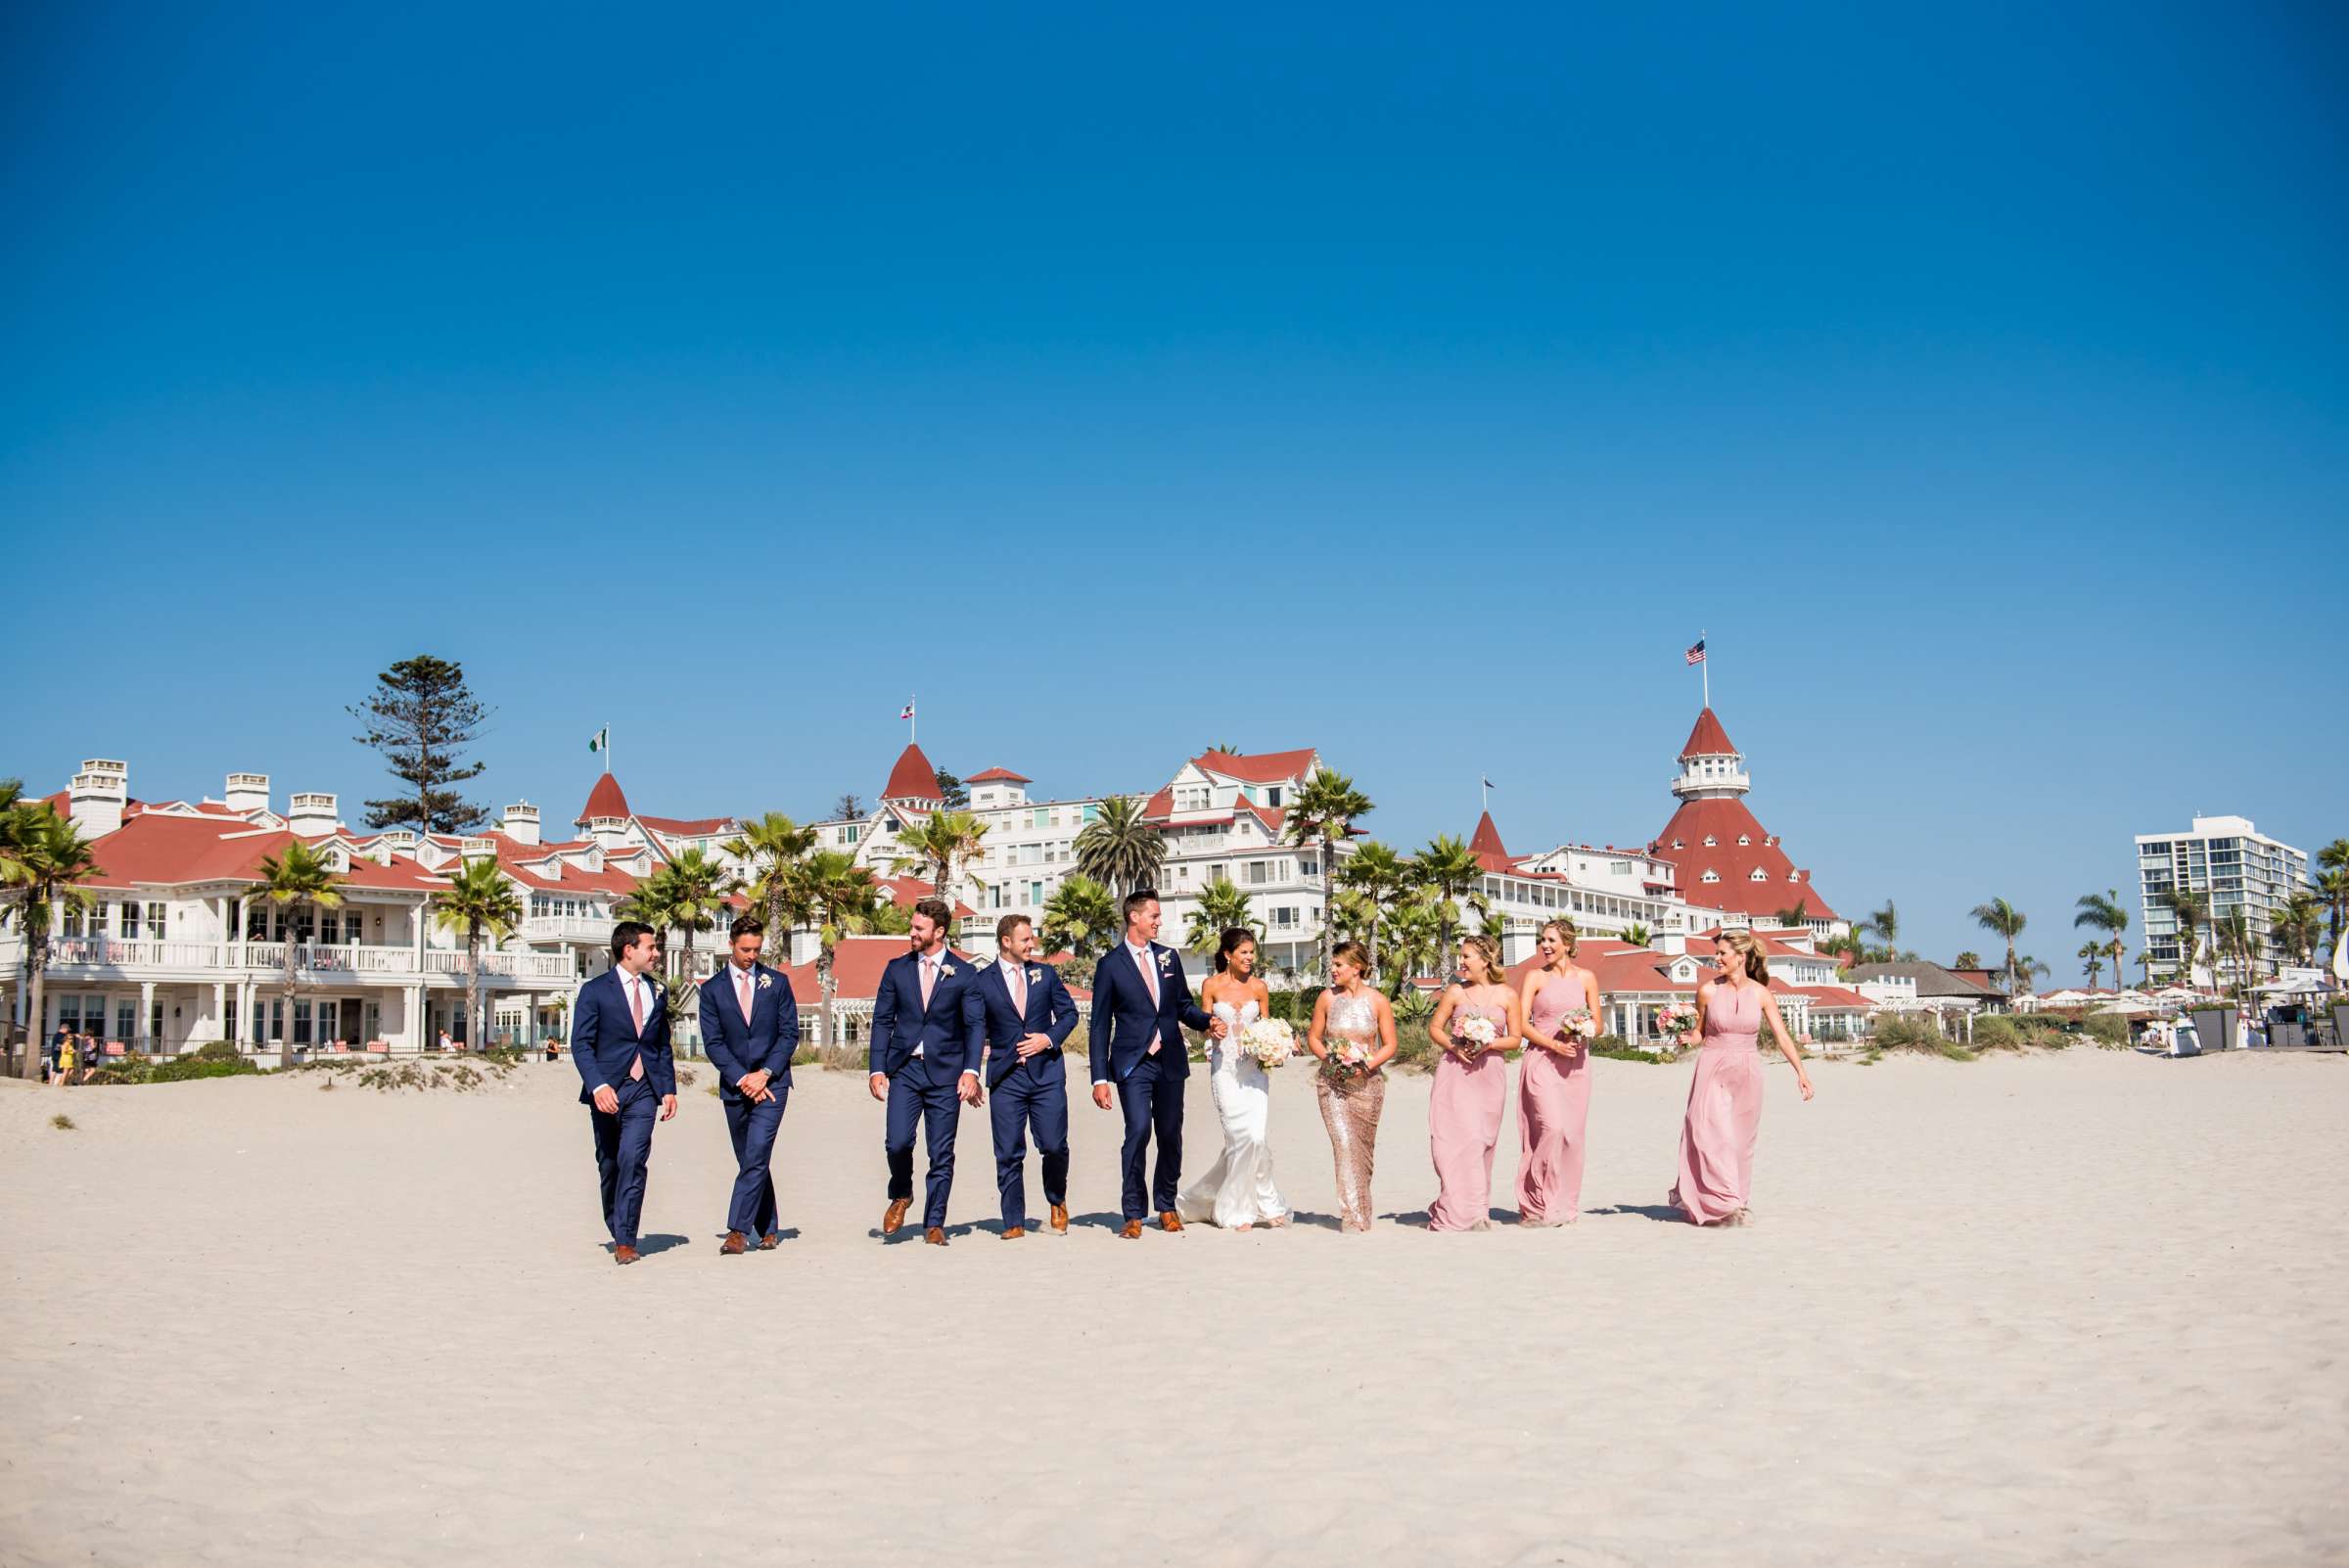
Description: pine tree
xmin=348 ymin=655 xmax=493 ymax=833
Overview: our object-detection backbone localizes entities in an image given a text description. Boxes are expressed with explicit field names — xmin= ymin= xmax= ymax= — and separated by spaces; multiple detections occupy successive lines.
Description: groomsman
xmin=697 ymin=914 xmax=799 ymax=1254
xmin=570 ymin=921 xmax=678 ymax=1265
xmin=1089 ymin=890 xmax=1223 ymax=1238
xmin=969 ymin=913 xmax=1079 ymax=1238
xmin=868 ymin=899 xmax=985 ymax=1246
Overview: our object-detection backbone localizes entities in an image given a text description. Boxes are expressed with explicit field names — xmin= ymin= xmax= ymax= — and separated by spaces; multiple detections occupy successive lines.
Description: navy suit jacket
xmin=867 ymin=948 xmax=986 ymax=1080
xmin=697 ymin=961 xmax=800 ymax=1099
xmin=968 ymin=958 xmax=1079 ymax=1089
xmin=1087 ymin=942 xmax=1210 ymax=1084
xmin=570 ymin=967 xmax=677 ymax=1106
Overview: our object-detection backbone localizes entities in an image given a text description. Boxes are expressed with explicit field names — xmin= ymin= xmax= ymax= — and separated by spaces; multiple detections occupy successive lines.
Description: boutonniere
xmin=756 ymin=973 xmax=772 ymax=992
xmin=941 ymin=963 xmax=957 ymax=979
xmin=1027 ymin=966 xmax=1042 ymax=984
xmin=649 ymin=981 xmax=664 ymax=998
xmin=1156 ymin=952 xmax=1173 ymax=972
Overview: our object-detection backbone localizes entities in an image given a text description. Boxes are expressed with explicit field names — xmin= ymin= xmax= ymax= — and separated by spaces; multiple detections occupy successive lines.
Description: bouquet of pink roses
xmin=1657 ymin=1001 xmax=1699 ymax=1041
xmin=1559 ymin=1006 xmax=1598 ymax=1040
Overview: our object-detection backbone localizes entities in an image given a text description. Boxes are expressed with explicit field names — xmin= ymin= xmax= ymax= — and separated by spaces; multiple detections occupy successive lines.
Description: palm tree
xmin=1073 ymin=797 xmax=1165 ymax=902
xmin=1380 ymin=892 xmax=1445 ymax=999
xmin=1184 ymin=878 xmax=1258 ymax=957
xmin=659 ymin=849 xmax=738 ymax=992
xmin=2072 ymin=889 xmax=2129 ymax=993
xmin=891 ymin=808 xmax=988 ymax=913
xmin=1774 ymin=899 xmax=1811 ymax=930
xmin=725 ymin=811 xmax=819 ymax=943
xmin=2 ymin=801 xmax=100 ymax=1078
xmin=1334 ymin=840 xmax=1411 ymax=982
xmin=1205 ymin=741 xmax=1243 ymax=758
xmin=1411 ymin=833 xmax=1483 ymax=987
xmin=2012 ymin=954 xmax=2051 ymax=994
xmin=1282 ymin=769 xmax=1372 ymax=983
xmin=2214 ymin=906 xmax=2255 ymax=994
xmin=247 ymin=841 xmax=345 ymax=1063
xmin=2077 ymin=941 xmax=2105 ymax=990
xmin=2272 ymin=892 xmax=2324 ymax=967
xmin=432 ymin=856 xmax=522 ymax=1051
xmin=2316 ymin=842 xmax=2349 ymax=952
xmin=1969 ymin=898 xmax=2027 ymax=996
xmin=1622 ymin=922 xmax=1652 ymax=948
xmin=0 ymin=778 xmax=28 ymax=890
xmin=1862 ymin=900 xmax=1899 ymax=954
xmin=1041 ymin=875 xmax=1118 ymax=961
xmin=2162 ymin=887 xmax=2208 ymax=989
xmin=796 ymin=850 xmax=887 ymax=1066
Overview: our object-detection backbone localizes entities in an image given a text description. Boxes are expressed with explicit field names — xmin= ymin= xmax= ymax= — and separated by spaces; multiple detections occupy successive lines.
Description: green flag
xmin=588 ymin=727 xmax=608 ymax=754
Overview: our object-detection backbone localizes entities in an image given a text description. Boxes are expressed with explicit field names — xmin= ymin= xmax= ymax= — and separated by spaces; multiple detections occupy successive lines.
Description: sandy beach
xmin=3 ymin=1046 xmax=2343 ymax=1567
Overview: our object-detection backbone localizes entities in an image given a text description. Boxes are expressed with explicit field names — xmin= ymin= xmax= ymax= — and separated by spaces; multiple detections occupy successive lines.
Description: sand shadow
xmin=1593 ymin=1203 xmax=1685 ymax=1223
xmin=713 ymin=1227 xmax=803 ymax=1249
xmin=628 ymin=1233 xmax=692 ymax=1257
xmin=1281 ymin=1210 xmax=1344 ymax=1231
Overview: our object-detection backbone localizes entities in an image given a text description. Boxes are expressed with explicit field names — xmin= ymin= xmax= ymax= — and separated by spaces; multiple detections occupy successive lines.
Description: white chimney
xmin=288 ymin=792 xmax=339 ymax=838
xmin=499 ymin=802 xmax=541 ymax=847
xmin=224 ymin=772 xmax=270 ymax=816
xmin=69 ymin=759 xmax=128 ymax=838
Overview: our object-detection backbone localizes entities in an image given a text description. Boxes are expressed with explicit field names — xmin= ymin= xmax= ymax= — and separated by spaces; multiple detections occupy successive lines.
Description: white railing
xmin=522 ymin=915 xmax=611 ymax=942
xmin=5 ymin=937 xmax=576 ymax=988
xmin=425 ymin=948 xmax=576 ymax=982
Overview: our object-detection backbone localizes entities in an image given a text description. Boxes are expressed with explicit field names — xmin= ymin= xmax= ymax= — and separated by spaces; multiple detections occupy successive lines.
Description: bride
xmin=1177 ymin=928 xmax=1288 ymax=1231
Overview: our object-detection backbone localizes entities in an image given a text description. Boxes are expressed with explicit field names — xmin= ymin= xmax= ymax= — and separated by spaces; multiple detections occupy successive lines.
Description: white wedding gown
xmin=1177 ymin=999 xmax=1287 ymax=1227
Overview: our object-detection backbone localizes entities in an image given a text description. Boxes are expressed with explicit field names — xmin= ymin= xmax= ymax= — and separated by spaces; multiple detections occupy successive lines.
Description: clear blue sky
xmin=5 ymin=4 xmax=2344 ymax=974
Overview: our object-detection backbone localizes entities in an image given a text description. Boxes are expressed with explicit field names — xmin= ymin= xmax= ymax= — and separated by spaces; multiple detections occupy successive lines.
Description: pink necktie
xmin=736 ymin=968 xmax=754 ymax=1024
xmin=920 ymin=958 xmax=937 ymax=1009
xmin=1009 ymin=965 xmax=1028 ymax=1016
xmin=1136 ymin=947 xmax=1159 ymax=1006
xmin=625 ymin=977 xmax=645 ymax=1081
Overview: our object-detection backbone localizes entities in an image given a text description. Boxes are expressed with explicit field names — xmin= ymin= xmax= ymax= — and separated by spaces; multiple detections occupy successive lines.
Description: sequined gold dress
xmin=1314 ymin=989 xmax=1385 ymax=1232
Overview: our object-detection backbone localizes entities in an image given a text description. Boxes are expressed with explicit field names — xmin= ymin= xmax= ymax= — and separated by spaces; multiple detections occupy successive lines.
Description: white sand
xmin=3 ymin=1047 xmax=2344 ymax=1567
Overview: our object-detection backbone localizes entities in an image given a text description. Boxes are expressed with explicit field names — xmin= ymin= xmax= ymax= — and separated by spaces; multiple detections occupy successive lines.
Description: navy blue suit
xmin=868 ymin=947 xmax=985 ymax=1230
xmin=570 ymin=967 xmax=677 ymax=1251
xmin=1088 ymin=942 xmax=1212 ymax=1221
xmin=698 ymin=960 xmax=800 ymax=1240
xmin=970 ymin=958 xmax=1079 ymax=1230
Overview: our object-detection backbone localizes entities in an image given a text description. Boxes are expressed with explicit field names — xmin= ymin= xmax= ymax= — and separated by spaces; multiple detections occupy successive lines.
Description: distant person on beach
xmin=56 ymin=1032 xmax=76 ymax=1085
xmin=570 ymin=921 xmax=678 ymax=1266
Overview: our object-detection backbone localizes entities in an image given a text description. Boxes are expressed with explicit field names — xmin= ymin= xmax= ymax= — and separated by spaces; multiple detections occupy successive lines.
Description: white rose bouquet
xmin=1560 ymin=1007 xmax=1598 ymax=1040
xmin=1455 ymin=1014 xmax=1497 ymax=1058
xmin=1237 ymin=1016 xmax=1296 ymax=1069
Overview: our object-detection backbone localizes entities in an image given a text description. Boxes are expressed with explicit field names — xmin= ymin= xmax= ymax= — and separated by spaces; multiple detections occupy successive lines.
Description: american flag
xmin=1684 ymin=638 xmax=1706 ymax=667
xmin=898 ymin=702 xmax=915 ymax=720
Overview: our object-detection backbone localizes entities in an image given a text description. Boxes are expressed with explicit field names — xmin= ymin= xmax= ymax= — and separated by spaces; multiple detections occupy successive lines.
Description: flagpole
xmin=604 ymin=722 xmax=612 ymax=775
xmin=1700 ymin=629 xmax=1710 ymax=709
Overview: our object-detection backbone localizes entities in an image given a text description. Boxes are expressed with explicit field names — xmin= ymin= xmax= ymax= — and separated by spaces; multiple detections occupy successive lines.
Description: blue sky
xmin=4 ymin=4 xmax=2344 ymax=973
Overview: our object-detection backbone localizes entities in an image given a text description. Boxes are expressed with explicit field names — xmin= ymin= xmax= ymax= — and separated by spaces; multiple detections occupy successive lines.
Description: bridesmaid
xmin=1670 ymin=929 xmax=1816 ymax=1226
xmin=1306 ymin=940 xmax=1398 ymax=1233
xmin=1425 ymin=934 xmax=1523 ymax=1232
xmin=1517 ymin=919 xmax=1600 ymax=1225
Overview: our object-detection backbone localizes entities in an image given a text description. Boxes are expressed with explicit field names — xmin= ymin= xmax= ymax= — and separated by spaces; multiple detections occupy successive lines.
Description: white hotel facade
xmin=2134 ymin=813 xmax=2311 ymax=984
xmin=4 ymin=708 xmax=1862 ymax=1058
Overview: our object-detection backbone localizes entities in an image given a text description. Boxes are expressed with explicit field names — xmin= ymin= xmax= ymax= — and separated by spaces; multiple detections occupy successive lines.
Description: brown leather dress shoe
xmin=883 ymin=1197 xmax=911 ymax=1235
xmin=1120 ymin=1219 xmax=1144 ymax=1239
xmin=758 ymin=1232 xmax=781 ymax=1251
xmin=719 ymin=1230 xmax=747 ymax=1255
xmin=923 ymin=1226 xmax=947 ymax=1246
xmin=1159 ymin=1211 xmax=1184 ymax=1233
xmin=1048 ymin=1204 xmax=1069 ymax=1233
xmin=613 ymin=1244 xmax=640 ymax=1266
xmin=1001 ymin=1225 xmax=1026 ymax=1239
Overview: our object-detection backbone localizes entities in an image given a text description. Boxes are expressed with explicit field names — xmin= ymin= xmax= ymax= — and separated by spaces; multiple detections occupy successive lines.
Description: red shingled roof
xmin=639 ymin=814 xmax=732 ymax=837
xmin=876 ymin=876 xmax=977 ymax=919
xmin=883 ymin=744 xmax=942 ymax=803
xmin=777 ymin=936 xmax=978 ymax=1003
xmin=1469 ymin=811 xmax=1512 ymax=872
xmin=1651 ymin=796 xmax=1840 ymax=922
xmin=1192 ymin=748 xmax=1317 ymax=785
xmin=576 ymin=773 xmax=631 ymax=823
xmin=1680 ymin=708 xmax=1739 ymax=760
xmin=80 ymin=815 xmax=445 ymax=892
xmin=966 ymin=766 xmax=1030 ymax=784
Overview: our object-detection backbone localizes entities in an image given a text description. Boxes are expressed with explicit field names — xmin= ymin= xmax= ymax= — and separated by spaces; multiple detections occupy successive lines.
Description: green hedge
xmin=92 ymin=1057 xmax=262 ymax=1085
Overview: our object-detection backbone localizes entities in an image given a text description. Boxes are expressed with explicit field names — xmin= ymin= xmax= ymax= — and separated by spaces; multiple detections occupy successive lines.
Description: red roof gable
xmin=1651 ymin=797 xmax=1839 ymax=922
xmin=1191 ymin=748 xmax=1317 ymax=785
xmin=966 ymin=766 xmax=1030 ymax=784
xmin=877 ymin=876 xmax=977 ymax=920
xmin=1469 ymin=811 xmax=1512 ymax=872
xmin=883 ymin=744 xmax=942 ymax=803
xmin=1680 ymin=708 xmax=1739 ymax=760
xmin=577 ymin=773 xmax=631 ymax=823
xmin=639 ymin=814 xmax=731 ymax=837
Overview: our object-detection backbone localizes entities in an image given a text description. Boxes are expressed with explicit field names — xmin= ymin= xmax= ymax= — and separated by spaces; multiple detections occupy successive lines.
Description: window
xmin=1082 ymin=805 xmax=1099 ymax=823
xmin=1034 ymin=808 xmax=1049 ymax=829
xmin=224 ymin=996 xmax=238 ymax=1044
xmin=120 ymin=900 xmax=143 ymax=939
xmin=1265 ymin=787 xmax=1282 ymax=808
xmin=1246 ymin=861 xmax=1269 ymax=885
xmin=1273 ymin=906 xmax=1296 ymax=927
xmin=1028 ymin=881 xmax=1043 ymax=903
xmin=115 ymin=1000 xmax=136 ymax=1041
xmin=1702 ymin=871 xmax=1721 ymax=884
xmin=843 ymin=825 xmax=859 ymax=845
xmin=1736 ymin=835 xmax=1750 ymax=846
xmin=1702 ymin=836 xmax=1717 ymax=847
xmin=1209 ymin=863 xmax=1227 ymax=884
xmin=1749 ymin=869 xmax=1768 ymax=882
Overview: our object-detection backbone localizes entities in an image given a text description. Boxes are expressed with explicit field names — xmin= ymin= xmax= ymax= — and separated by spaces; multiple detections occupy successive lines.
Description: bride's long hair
xmin=1214 ymin=927 xmax=1257 ymax=974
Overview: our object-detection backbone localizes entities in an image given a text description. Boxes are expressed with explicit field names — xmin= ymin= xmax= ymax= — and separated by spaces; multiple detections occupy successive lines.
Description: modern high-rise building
xmin=2135 ymin=814 xmax=2310 ymax=984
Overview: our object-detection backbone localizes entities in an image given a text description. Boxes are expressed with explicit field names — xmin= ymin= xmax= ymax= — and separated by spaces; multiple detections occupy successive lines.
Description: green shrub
xmin=1589 ymin=1034 xmax=1673 ymax=1063
xmin=2084 ymin=1013 xmax=2130 ymax=1048
xmin=1871 ymin=1015 xmax=1976 ymax=1060
xmin=193 ymin=1039 xmax=241 ymax=1063
xmin=1971 ymin=1015 xmax=2022 ymax=1050
xmin=94 ymin=1056 xmax=262 ymax=1085
xmin=50 ymin=1114 xmax=74 ymax=1130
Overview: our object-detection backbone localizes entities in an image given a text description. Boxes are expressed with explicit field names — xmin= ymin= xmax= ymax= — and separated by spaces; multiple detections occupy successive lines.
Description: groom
xmin=571 ymin=920 xmax=679 ymax=1265
xmin=1089 ymin=890 xmax=1223 ymax=1238
xmin=868 ymin=899 xmax=985 ymax=1246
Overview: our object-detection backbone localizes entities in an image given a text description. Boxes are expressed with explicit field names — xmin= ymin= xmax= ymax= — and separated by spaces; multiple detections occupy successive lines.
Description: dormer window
xmin=1671 ymin=839 xmax=1683 ymax=850
xmin=1701 ymin=870 xmax=1721 ymax=884
xmin=1737 ymin=835 xmax=1750 ymax=846
xmin=1749 ymin=868 xmax=1768 ymax=882
xmin=1702 ymin=835 xmax=1717 ymax=847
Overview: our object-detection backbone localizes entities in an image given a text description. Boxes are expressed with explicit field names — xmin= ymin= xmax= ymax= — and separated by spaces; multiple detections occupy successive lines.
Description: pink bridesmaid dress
xmin=1670 ymin=982 xmax=1766 ymax=1224
xmin=1427 ymin=998 xmax=1510 ymax=1231
xmin=1517 ymin=974 xmax=1593 ymax=1225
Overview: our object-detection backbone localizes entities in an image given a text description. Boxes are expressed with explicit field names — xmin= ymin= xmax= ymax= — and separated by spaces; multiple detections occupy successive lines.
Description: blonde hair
xmin=1713 ymin=929 xmax=1770 ymax=983
xmin=1540 ymin=918 xmax=1578 ymax=958
xmin=1329 ymin=940 xmax=1369 ymax=977
xmin=1458 ymin=933 xmax=1504 ymax=985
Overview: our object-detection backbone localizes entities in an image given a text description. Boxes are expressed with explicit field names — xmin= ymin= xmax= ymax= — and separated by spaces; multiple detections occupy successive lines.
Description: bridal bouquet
xmin=1321 ymin=1038 xmax=1375 ymax=1081
xmin=1237 ymin=1016 xmax=1296 ymax=1069
xmin=1455 ymin=1014 xmax=1497 ymax=1057
xmin=1656 ymin=1001 xmax=1699 ymax=1040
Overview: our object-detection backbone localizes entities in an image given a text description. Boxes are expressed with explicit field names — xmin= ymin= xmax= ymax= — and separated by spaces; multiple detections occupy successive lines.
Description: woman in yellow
xmin=56 ymin=1031 xmax=77 ymax=1084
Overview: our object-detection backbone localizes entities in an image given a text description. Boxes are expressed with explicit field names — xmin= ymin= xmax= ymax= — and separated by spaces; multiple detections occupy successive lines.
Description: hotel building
xmin=2134 ymin=814 xmax=2310 ymax=984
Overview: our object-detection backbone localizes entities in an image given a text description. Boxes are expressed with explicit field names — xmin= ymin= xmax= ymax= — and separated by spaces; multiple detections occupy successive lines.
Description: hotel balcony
xmin=0 ymin=936 xmax=578 ymax=988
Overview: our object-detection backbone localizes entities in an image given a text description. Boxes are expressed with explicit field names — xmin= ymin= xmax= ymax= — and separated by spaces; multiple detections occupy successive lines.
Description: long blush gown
xmin=1313 ymin=990 xmax=1385 ymax=1231
xmin=1178 ymin=1000 xmax=1287 ymax=1227
xmin=1427 ymin=998 xmax=1510 ymax=1231
xmin=1670 ymin=982 xmax=1766 ymax=1224
xmin=1517 ymin=973 xmax=1593 ymax=1225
